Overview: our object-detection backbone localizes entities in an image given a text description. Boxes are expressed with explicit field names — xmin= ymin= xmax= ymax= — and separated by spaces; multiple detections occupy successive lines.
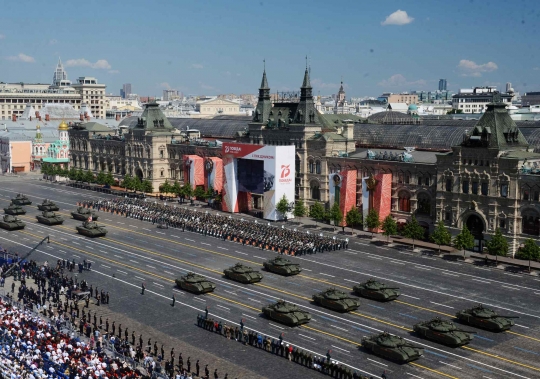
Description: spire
xmin=260 ymin=59 xmax=269 ymax=90
xmin=301 ymin=67 xmax=311 ymax=89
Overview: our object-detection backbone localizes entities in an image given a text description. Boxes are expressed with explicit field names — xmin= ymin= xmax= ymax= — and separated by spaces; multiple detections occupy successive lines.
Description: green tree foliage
xmin=75 ymin=169 xmax=84 ymax=182
xmin=431 ymin=220 xmax=452 ymax=253
xmin=345 ymin=207 xmax=362 ymax=234
xmin=454 ymin=225 xmax=475 ymax=258
xmin=171 ymin=180 xmax=181 ymax=196
xmin=141 ymin=180 xmax=153 ymax=194
xmin=132 ymin=176 xmax=142 ymax=192
xmin=309 ymin=201 xmax=325 ymax=226
xmin=276 ymin=195 xmax=290 ymax=221
xmin=194 ymin=186 xmax=206 ymax=200
xmin=381 ymin=215 xmax=398 ymax=244
xmin=402 ymin=216 xmax=425 ymax=250
xmin=364 ymin=209 xmax=380 ymax=237
xmin=485 ymin=228 xmax=508 ymax=258
xmin=204 ymin=186 xmax=215 ymax=200
xmin=104 ymin=171 xmax=115 ymax=187
xmin=293 ymin=199 xmax=307 ymax=218
xmin=83 ymin=170 xmax=95 ymax=184
xmin=68 ymin=168 xmax=78 ymax=181
xmin=328 ymin=202 xmax=343 ymax=230
xmin=122 ymin=174 xmax=133 ymax=190
xmin=96 ymin=171 xmax=107 ymax=185
xmin=180 ymin=183 xmax=193 ymax=199
xmin=517 ymin=238 xmax=540 ymax=272
xmin=159 ymin=179 xmax=172 ymax=195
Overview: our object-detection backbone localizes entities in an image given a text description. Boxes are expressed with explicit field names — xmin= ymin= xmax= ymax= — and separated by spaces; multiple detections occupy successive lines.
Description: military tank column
xmin=71 ymin=206 xmax=99 ymax=221
xmin=37 ymin=199 xmax=60 ymax=212
xmin=413 ymin=317 xmax=476 ymax=347
xmin=176 ymin=272 xmax=216 ymax=294
xmin=224 ymin=263 xmax=263 ymax=284
xmin=312 ymin=288 xmax=360 ymax=312
xmin=456 ymin=304 xmax=518 ymax=332
xmin=11 ymin=193 xmax=31 ymax=206
xmin=0 ymin=214 xmax=26 ymax=231
xmin=76 ymin=220 xmax=108 ymax=237
xmin=36 ymin=211 xmax=65 ymax=226
xmin=353 ymin=279 xmax=400 ymax=301
xmin=262 ymin=300 xmax=311 ymax=327
xmin=263 ymin=256 xmax=302 ymax=276
xmin=362 ymin=332 xmax=424 ymax=363
xmin=4 ymin=202 xmax=27 ymax=215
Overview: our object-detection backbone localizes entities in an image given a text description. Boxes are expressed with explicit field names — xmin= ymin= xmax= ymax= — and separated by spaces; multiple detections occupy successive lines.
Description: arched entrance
xmin=135 ymin=168 xmax=143 ymax=181
xmin=466 ymin=214 xmax=485 ymax=252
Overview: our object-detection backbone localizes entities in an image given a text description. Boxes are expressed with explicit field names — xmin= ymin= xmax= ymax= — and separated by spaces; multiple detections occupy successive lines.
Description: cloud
xmin=381 ymin=10 xmax=414 ymax=26
xmin=191 ymin=63 xmax=203 ymax=69
xmin=311 ymin=78 xmax=343 ymax=90
xmin=457 ymin=59 xmax=498 ymax=77
xmin=533 ymin=67 xmax=540 ymax=71
xmin=160 ymin=82 xmax=171 ymax=89
xmin=107 ymin=70 xmax=119 ymax=74
xmin=49 ymin=39 xmax=58 ymax=45
xmin=0 ymin=34 xmax=5 ymax=40
xmin=6 ymin=53 xmax=35 ymax=63
xmin=65 ymin=58 xmax=112 ymax=70
xmin=378 ymin=74 xmax=426 ymax=87
xmin=200 ymin=82 xmax=218 ymax=92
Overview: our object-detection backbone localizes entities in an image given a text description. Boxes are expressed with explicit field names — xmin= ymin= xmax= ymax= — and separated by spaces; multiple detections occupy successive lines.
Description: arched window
xmin=160 ymin=169 xmax=164 ymax=177
xmin=398 ymin=191 xmax=411 ymax=212
xmin=310 ymin=180 xmax=320 ymax=200
xmin=522 ymin=210 xmax=540 ymax=236
xmin=417 ymin=193 xmax=431 ymax=215
xmin=315 ymin=160 xmax=321 ymax=175
xmin=309 ymin=160 xmax=314 ymax=174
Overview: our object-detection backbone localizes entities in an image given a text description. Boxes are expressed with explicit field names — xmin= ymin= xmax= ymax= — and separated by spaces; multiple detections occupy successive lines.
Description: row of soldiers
xmin=196 ymin=314 xmax=370 ymax=379
xmin=82 ymin=198 xmax=348 ymax=255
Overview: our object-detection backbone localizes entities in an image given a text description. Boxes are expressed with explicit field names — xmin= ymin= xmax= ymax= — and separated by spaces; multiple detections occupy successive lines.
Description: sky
xmin=1 ymin=0 xmax=539 ymax=98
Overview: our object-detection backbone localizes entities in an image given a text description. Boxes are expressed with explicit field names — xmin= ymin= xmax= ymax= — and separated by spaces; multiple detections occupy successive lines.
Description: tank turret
xmin=456 ymin=304 xmax=518 ymax=332
xmin=0 ymin=215 xmax=26 ymax=231
xmin=413 ymin=317 xmax=475 ymax=347
xmin=37 ymin=199 xmax=59 ymax=212
xmin=262 ymin=300 xmax=311 ymax=327
xmin=176 ymin=272 xmax=216 ymax=294
xmin=3 ymin=202 xmax=26 ymax=215
xmin=263 ymin=256 xmax=301 ymax=276
xmin=362 ymin=332 xmax=423 ymax=363
xmin=312 ymin=288 xmax=360 ymax=312
xmin=353 ymin=279 xmax=400 ymax=301
xmin=11 ymin=194 xmax=31 ymax=206
xmin=224 ymin=263 xmax=263 ymax=284
xmin=71 ymin=207 xmax=98 ymax=221
xmin=76 ymin=220 xmax=107 ymax=237
xmin=36 ymin=211 xmax=65 ymax=226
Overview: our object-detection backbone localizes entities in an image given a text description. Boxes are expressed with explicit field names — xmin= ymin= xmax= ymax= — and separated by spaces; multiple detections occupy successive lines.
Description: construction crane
xmin=3 ymin=236 xmax=49 ymax=277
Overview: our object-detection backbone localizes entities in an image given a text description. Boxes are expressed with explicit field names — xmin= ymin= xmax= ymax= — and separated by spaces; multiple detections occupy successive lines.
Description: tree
xmin=204 ymin=186 xmax=215 ymax=201
xmin=328 ymin=202 xmax=343 ymax=231
xmin=171 ymin=180 xmax=181 ymax=197
xmin=104 ymin=171 xmax=115 ymax=187
xmin=83 ymin=170 xmax=95 ymax=184
xmin=431 ymin=220 xmax=452 ymax=254
xmin=454 ymin=225 xmax=475 ymax=258
xmin=68 ymin=167 xmax=78 ymax=181
xmin=381 ymin=215 xmax=398 ymax=245
xmin=276 ymin=194 xmax=290 ymax=221
xmin=309 ymin=201 xmax=325 ymax=226
xmin=122 ymin=174 xmax=134 ymax=191
xmin=345 ymin=207 xmax=362 ymax=235
xmin=132 ymin=176 xmax=142 ymax=192
xmin=75 ymin=169 xmax=84 ymax=182
xmin=517 ymin=238 xmax=540 ymax=273
xmin=485 ymin=228 xmax=509 ymax=265
xmin=159 ymin=179 xmax=172 ymax=195
xmin=141 ymin=180 xmax=153 ymax=194
xmin=402 ymin=216 xmax=425 ymax=250
xmin=96 ymin=171 xmax=107 ymax=185
xmin=293 ymin=199 xmax=307 ymax=218
xmin=181 ymin=183 xmax=193 ymax=200
xmin=364 ymin=209 xmax=380 ymax=237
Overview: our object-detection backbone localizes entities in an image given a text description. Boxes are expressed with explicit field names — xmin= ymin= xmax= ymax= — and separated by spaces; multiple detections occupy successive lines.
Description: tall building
xmin=52 ymin=58 xmax=71 ymax=88
xmin=163 ymin=89 xmax=179 ymax=101
xmin=452 ymin=87 xmax=512 ymax=113
xmin=121 ymin=83 xmax=132 ymax=99
xmin=506 ymin=82 xmax=514 ymax=93
xmin=438 ymin=79 xmax=447 ymax=91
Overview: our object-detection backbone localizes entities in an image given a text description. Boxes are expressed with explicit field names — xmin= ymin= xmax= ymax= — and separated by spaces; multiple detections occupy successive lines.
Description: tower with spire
xmin=252 ymin=61 xmax=272 ymax=125
xmin=52 ymin=58 xmax=71 ymax=88
xmin=334 ymin=79 xmax=347 ymax=114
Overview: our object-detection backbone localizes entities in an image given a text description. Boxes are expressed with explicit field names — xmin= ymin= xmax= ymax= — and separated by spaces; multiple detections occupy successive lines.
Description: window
xmin=522 ymin=211 xmax=540 ymax=236
xmin=462 ymin=180 xmax=469 ymax=194
xmin=535 ymin=191 xmax=539 ymax=201
xmin=523 ymin=189 xmax=530 ymax=201
xmin=445 ymin=178 xmax=452 ymax=192
xmin=472 ymin=181 xmax=478 ymax=195
xmin=310 ymin=180 xmax=320 ymax=200
xmin=425 ymin=177 xmax=430 ymax=186
xmin=315 ymin=160 xmax=321 ymax=175
xmin=501 ymin=184 xmax=508 ymax=198
xmin=309 ymin=160 xmax=314 ymax=174
xmin=445 ymin=212 xmax=451 ymax=221
xmin=405 ymin=175 xmax=410 ymax=184
xmin=398 ymin=191 xmax=411 ymax=212
xmin=499 ymin=218 xmax=506 ymax=229
xmin=159 ymin=150 xmax=164 ymax=158
xmin=417 ymin=176 xmax=422 ymax=185
xmin=417 ymin=193 xmax=431 ymax=215
xmin=481 ymin=182 xmax=488 ymax=196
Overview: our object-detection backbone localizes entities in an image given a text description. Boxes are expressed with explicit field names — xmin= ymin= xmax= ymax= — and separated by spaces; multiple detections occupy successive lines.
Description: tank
xmin=11 ymin=194 xmax=31 ymax=206
xmin=76 ymin=220 xmax=107 ymax=237
xmin=224 ymin=263 xmax=263 ymax=284
xmin=175 ymin=272 xmax=216 ymax=294
xmin=71 ymin=207 xmax=98 ymax=221
xmin=36 ymin=211 xmax=65 ymax=226
xmin=353 ymin=279 xmax=400 ymax=301
xmin=0 ymin=215 xmax=26 ymax=231
xmin=456 ymin=304 xmax=518 ymax=332
xmin=362 ymin=332 xmax=423 ymax=363
xmin=262 ymin=300 xmax=311 ymax=327
xmin=37 ymin=199 xmax=59 ymax=212
xmin=312 ymin=288 xmax=360 ymax=312
xmin=263 ymin=256 xmax=301 ymax=276
xmin=413 ymin=317 xmax=476 ymax=347
xmin=3 ymin=202 xmax=26 ymax=215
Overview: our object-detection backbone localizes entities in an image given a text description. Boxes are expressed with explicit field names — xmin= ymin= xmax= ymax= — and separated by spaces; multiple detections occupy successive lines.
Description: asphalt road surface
xmin=1 ymin=176 xmax=540 ymax=379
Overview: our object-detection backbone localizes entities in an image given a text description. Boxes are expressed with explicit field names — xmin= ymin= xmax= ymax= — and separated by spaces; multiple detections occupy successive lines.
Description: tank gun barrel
xmin=498 ymin=316 xmax=519 ymax=318
xmin=383 ymin=287 xmax=400 ymax=290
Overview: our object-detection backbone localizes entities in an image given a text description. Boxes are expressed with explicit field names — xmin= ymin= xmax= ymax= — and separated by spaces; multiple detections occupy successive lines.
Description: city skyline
xmin=0 ymin=0 xmax=538 ymax=97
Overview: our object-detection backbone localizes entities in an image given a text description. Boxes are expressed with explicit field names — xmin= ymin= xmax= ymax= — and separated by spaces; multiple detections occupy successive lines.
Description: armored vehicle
xmin=312 ymin=288 xmax=360 ymax=312
xmin=11 ymin=194 xmax=31 ymax=206
xmin=76 ymin=220 xmax=107 ymax=237
xmin=3 ymin=202 xmax=26 ymax=215
xmin=224 ymin=263 xmax=263 ymax=284
xmin=0 ymin=215 xmax=26 ymax=231
xmin=456 ymin=304 xmax=518 ymax=332
xmin=362 ymin=332 xmax=423 ymax=363
xmin=36 ymin=211 xmax=65 ymax=226
xmin=263 ymin=256 xmax=301 ymax=276
xmin=262 ymin=300 xmax=311 ymax=327
xmin=71 ymin=207 xmax=98 ymax=221
xmin=413 ymin=317 xmax=475 ymax=347
xmin=353 ymin=279 xmax=400 ymax=301
xmin=37 ymin=199 xmax=59 ymax=212
xmin=175 ymin=272 xmax=216 ymax=294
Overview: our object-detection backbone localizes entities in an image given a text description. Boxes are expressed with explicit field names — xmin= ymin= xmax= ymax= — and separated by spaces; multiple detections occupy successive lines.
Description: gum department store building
xmin=68 ymin=67 xmax=540 ymax=256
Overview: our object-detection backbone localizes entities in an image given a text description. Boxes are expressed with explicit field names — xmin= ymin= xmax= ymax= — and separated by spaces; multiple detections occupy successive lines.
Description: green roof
xmin=132 ymin=102 xmax=174 ymax=131
xmin=83 ymin=122 xmax=113 ymax=132
xmin=317 ymin=114 xmax=364 ymax=130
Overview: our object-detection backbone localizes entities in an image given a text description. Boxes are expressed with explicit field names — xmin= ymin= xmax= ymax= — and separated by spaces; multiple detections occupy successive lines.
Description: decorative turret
xmin=252 ymin=61 xmax=272 ymax=124
xmin=293 ymin=62 xmax=318 ymax=125
xmin=35 ymin=124 xmax=43 ymax=143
